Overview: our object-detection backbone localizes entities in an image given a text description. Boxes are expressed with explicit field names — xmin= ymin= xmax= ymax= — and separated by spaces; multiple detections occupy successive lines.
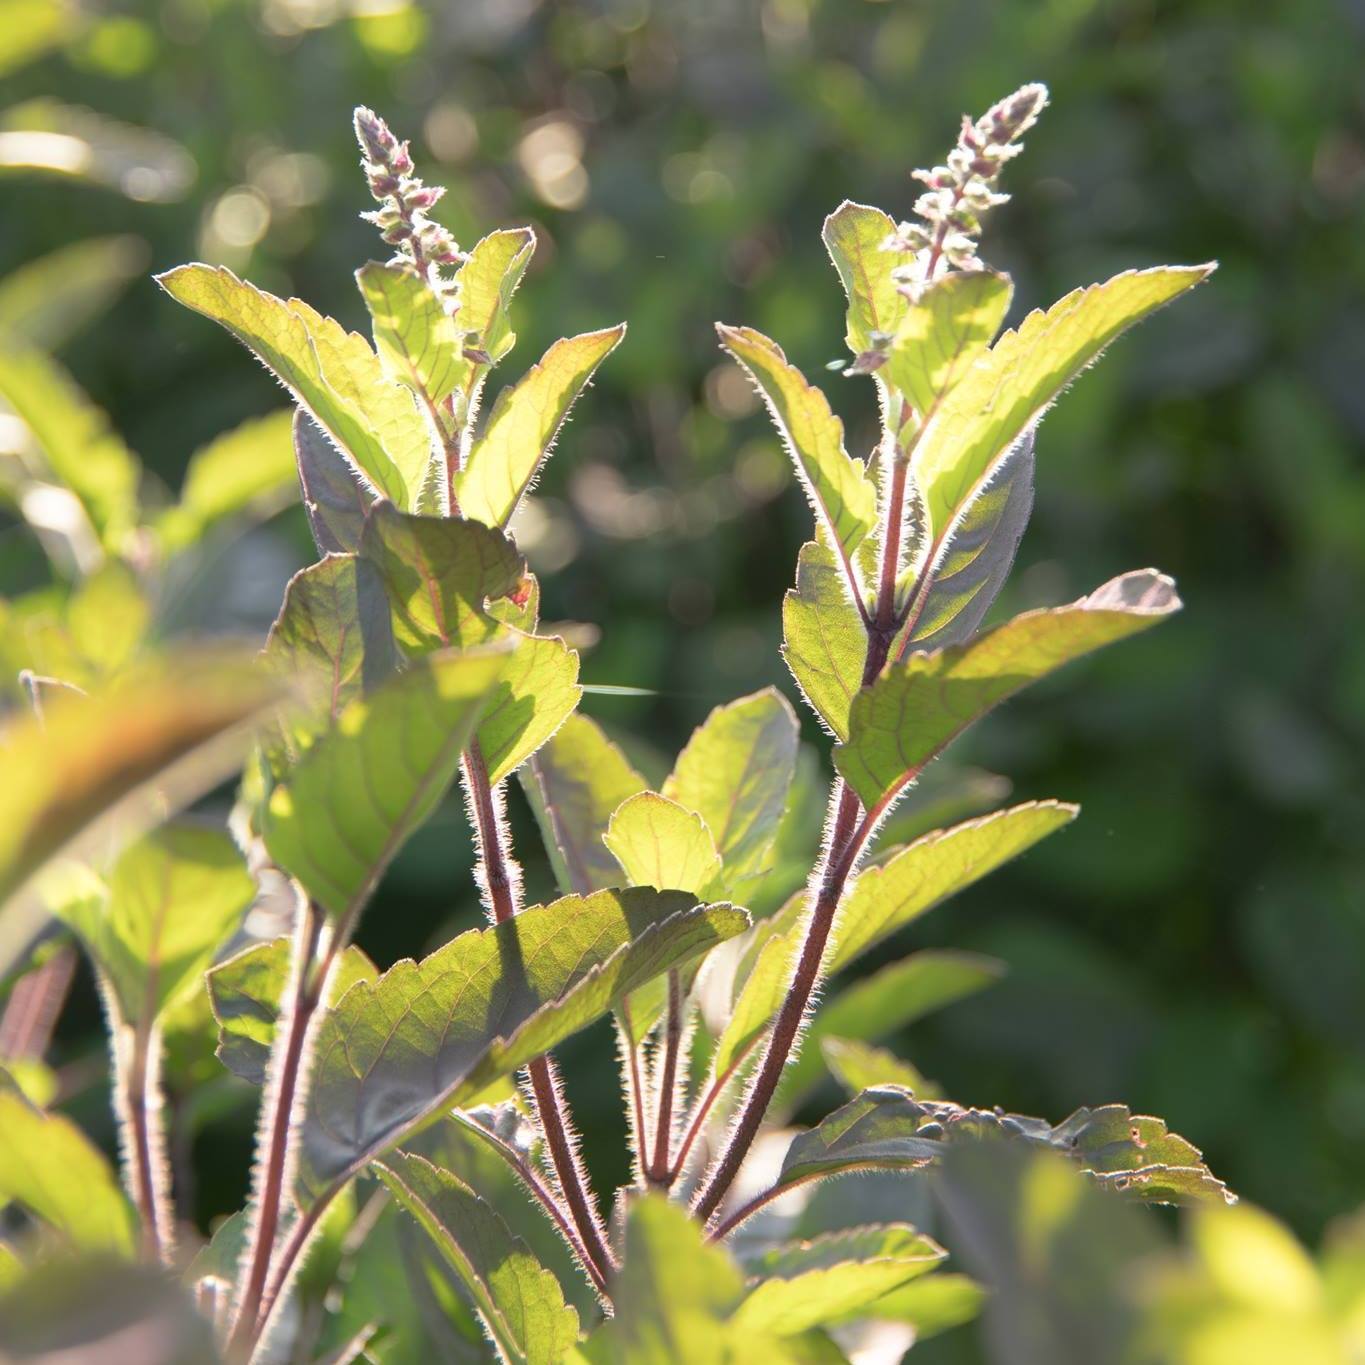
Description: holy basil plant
xmin=0 ymin=88 xmax=1227 ymax=1363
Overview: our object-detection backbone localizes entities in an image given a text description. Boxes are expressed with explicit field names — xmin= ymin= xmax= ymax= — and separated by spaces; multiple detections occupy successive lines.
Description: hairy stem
xmin=118 ymin=1015 xmax=173 ymax=1262
xmin=646 ymin=971 xmax=684 ymax=1184
xmin=617 ymin=1004 xmax=650 ymax=1187
xmin=460 ymin=741 xmax=616 ymax=1282
xmin=0 ymin=945 xmax=74 ymax=1059
xmin=231 ymin=899 xmax=328 ymax=1352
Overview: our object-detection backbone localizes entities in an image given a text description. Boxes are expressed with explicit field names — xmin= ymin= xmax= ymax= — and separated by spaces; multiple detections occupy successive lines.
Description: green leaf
xmin=820 ymin=1037 xmax=942 ymax=1101
xmin=895 ymin=430 xmax=1034 ymax=651
xmin=606 ymin=1195 xmax=745 ymax=1365
xmin=883 ymin=270 xmax=1013 ymax=417
xmin=294 ymin=411 xmax=372 ymax=556
xmin=298 ymin=889 xmax=748 ymax=1198
xmin=521 ymin=714 xmax=648 ymax=896
xmin=835 ymin=570 xmax=1182 ymax=811
xmin=62 ymin=559 xmax=150 ymax=676
xmin=156 ymin=264 xmax=430 ymax=508
xmin=0 ymin=1079 xmax=138 ymax=1254
xmin=263 ymin=644 xmax=510 ymax=922
xmin=376 ymin=1151 xmax=580 ymax=1365
xmin=830 ymin=801 xmax=1077 ymax=974
xmin=358 ymin=499 xmax=524 ymax=651
xmin=455 ymin=325 xmax=626 ymax=529
xmin=0 ymin=235 xmax=144 ymax=351
xmin=0 ymin=337 xmax=140 ymax=549
xmin=0 ymin=0 xmax=73 ymax=80
xmin=155 ymin=410 xmax=298 ymax=554
xmin=734 ymin=1225 xmax=947 ymax=1337
xmin=263 ymin=553 xmax=397 ymax=761
xmin=775 ymin=1087 xmax=946 ymax=1195
xmin=781 ymin=536 xmax=867 ymax=740
xmin=605 ymin=792 xmax=722 ymax=896
xmin=57 ymin=824 xmax=253 ymax=1025
xmin=821 ymin=202 xmax=911 ymax=358
xmin=851 ymin=1272 xmax=986 ymax=1337
xmin=780 ymin=951 xmax=1004 ymax=1107
xmin=663 ymin=688 xmax=799 ymax=896
xmin=357 ymin=261 xmax=464 ymax=404
xmin=456 ymin=227 xmax=536 ymax=371
xmin=206 ymin=936 xmax=376 ymax=1084
xmin=0 ymin=648 xmax=279 ymax=975
xmin=716 ymin=325 xmax=876 ymax=578
xmin=475 ymin=632 xmax=581 ymax=786
xmin=912 ymin=265 xmax=1214 ymax=540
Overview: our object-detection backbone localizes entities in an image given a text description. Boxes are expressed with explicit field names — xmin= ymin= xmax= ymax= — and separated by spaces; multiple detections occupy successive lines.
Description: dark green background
xmin=6 ymin=0 xmax=1365 ymax=1310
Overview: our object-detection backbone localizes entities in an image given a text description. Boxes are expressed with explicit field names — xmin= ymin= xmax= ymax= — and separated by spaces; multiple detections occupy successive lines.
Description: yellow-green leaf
xmin=475 ymin=632 xmax=581 ymax=785
xmin=356 ymin=261 xmax=464 ymax=404
xmin=605 ymin=792 xmax=722 ymax=896
xmin=835 ymin=570 xmax=1181 ymax=811
xmin=456 ymin=325 xmax=626 ymax=529
xmin=717 ymin=324 xmax=875 ymax=579
xmin=822 ymin=201 xmax=912 ymax=357
xmin=456 ymin=227 xmax=536 ymax=370
xmin=913 ymin=265 xmax=1214 ymax=540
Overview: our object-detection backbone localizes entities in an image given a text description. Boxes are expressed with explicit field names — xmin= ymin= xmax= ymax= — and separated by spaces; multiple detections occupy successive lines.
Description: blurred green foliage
xmin=2 ymin=0 xmax=1364 ymax=1310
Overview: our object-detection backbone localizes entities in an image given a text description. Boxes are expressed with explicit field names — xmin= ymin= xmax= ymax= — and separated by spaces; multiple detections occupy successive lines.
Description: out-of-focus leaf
xmin=782 ymin=535 xmax=867 ymax=740
xmin=0 ymin=1255 xmax=221 ymax=1363
xmin=155 ymin=410 xmax=298 ymax=554
xmin=206 ymin=935 xmax=376 ymax=1084
xmin=298 ymin=889 xmax=748 ymax=1198
xmin=156 ymin=264 xmax=430 ymax=507
xmin=56 ymin=824 xmax=253 ymax=1024
xmin=822 ymin=201 xmax=910 ymax=358
xmin=0 ymin=337 xmax=140 ymax=550
xmin=376 ymin=1151 xmax=580 ymax=1365
xmin=0 ymin=100 xmax=194 ymax=202
xmin=0 ymin=0 xmax=73 ymax=77
xmin=605 ymin=791 xmax=722 ymax=896
xmin=294 ymin=411 xmax=372 ymax=556
xmin=263 ymin=644 xmax=511 ymax=922
xmin=716 ymin=325 xmax=876 ymax=578
xmin=0 ymin=648 xmax=279 ymax=975
xmin=0 ymin=236 xmax=145 ymax=350
xmin=884 ymin=271 xmax=1013 ymax=417
xmin=820 ymin=1037 xmax=942 ymax=1100
xmin=456 ymin=326 xmax=626 ymax=529
xmin=0 ymin=1078 xmax=138 ymax=1254
xmin=846 ymin=1271 xmax=986 ymax=1337
xmin=896 ymin=431 xmax=1035 ymax=652
xmin=605 ymin=1195 xmax=745 ymax=1365
xmin=521 ymin=714 xmax=647 ymax=896
xmin=474 ymin=632 xmax=581 ymax=785
xmin=358 ymin=499 xmax=523 ymax=651
xmin=835 ymin=570 xmax=1181 ymax=811
xmin=912 ymin=265 xmax=1213 ymax=540
xmin=780 ymin=951 xmax=1004 ymax=1106
xmin=663 ymin=688 xmax=799 ymax=896
xmin=734 ymin=1225 xmax=947 ymax=1337
xmin=357 ymin=261 xmax=464 ymax=404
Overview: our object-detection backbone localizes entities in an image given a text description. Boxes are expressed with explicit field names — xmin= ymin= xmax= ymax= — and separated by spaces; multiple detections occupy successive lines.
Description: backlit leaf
xmin=605 ymin=792 xmax=722 ymax=896
xmin=263 ymin=644 xmax=511 ymax=922
xmin=156 ymin=264 xmax=430 ymax=508
xmin=663 ymin=688 xmax=799 ymax=896
xmin=835 ymin=570 xmax=1181 ymax=811
xmin=912 ymin=265 xmax=1213 ymax=540
xmin=298 ymin=889 xmax=748 ymax=1197
xmin=0 ymin=1078 xmax=138 ymax=1254
xmin=734 ymin=1225 xmax=947 ymax=1337
xmin=820 ymin=1037 xmax=941 ymax=1101
xmin=357 ymin=261 xmax=464 ymax=404
xmin=358 ymin=499 xmax=524 ymax=651
xmin=206 ymin=936 xmax=376 ymax=1085
xmin=521 ymin=714 xmax=648 ymax=897
xmin=716 ymin=325 xmax=876 ymax=576
xmin=57 ymin=824 xmax=254 ymax=1025
xmin=455 ymin=325 xmax=626 ymax=529
xmin=376 ymin=1151 xmax=580 ymax=1365
xmin=0 ymin=235 xmax=144 ymax=351
xmin=781 ymin=536 xmax=867 ymax=740
xmin=456 ymin=228 xmax=536 ymax=371
xmin=475 ymin=632 xmax=581 ymax=786
xmin=822 ymin=202 xmax=911 ymax=358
